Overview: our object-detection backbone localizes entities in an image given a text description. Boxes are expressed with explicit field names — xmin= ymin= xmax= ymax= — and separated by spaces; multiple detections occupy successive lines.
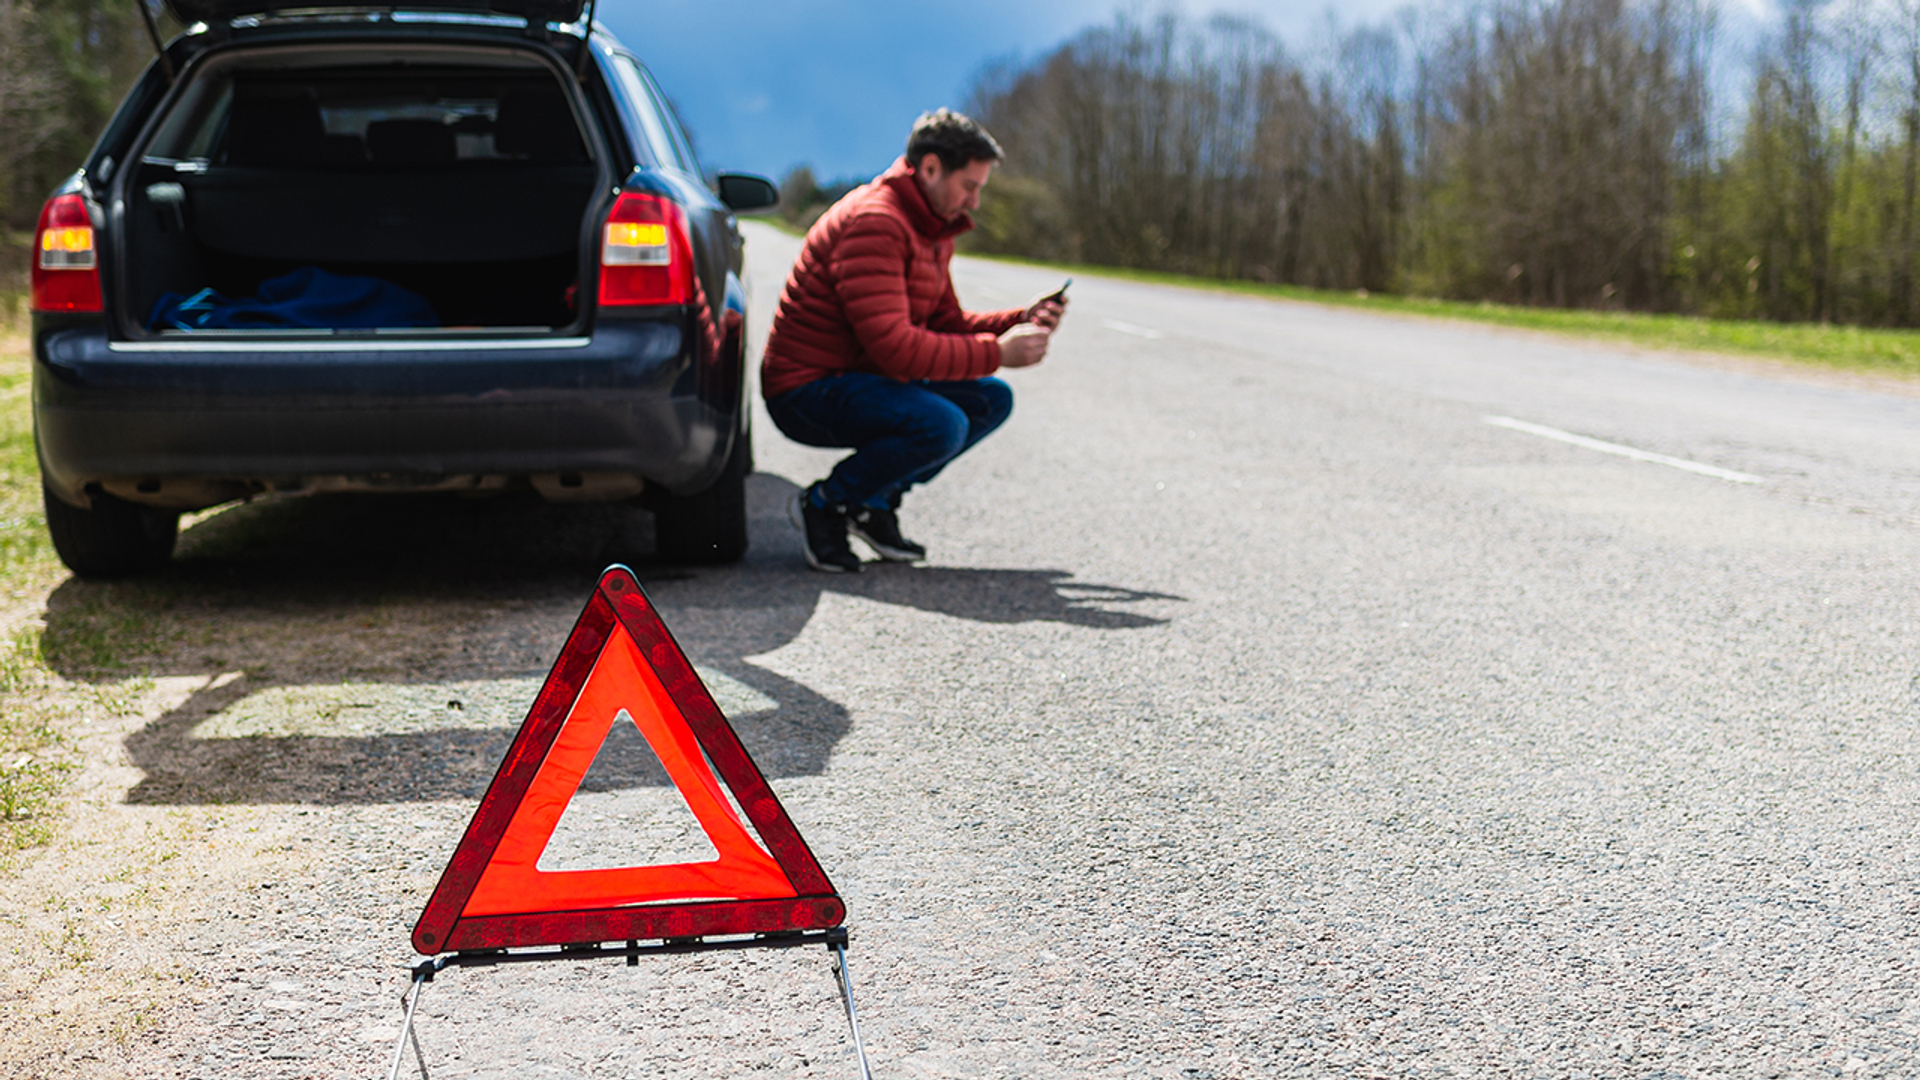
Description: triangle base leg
xmin=388 ymin=930 xmax=863 ymax=1076
xmin=388 ymin=958 xmax=445 ymax=1080
xmin=831 ymin=939 xmax=874 ymax=1080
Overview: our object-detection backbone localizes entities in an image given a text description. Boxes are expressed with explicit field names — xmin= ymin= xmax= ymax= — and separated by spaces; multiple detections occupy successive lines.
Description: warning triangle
xmin=413 ymin=566 xmax=843 ymax=954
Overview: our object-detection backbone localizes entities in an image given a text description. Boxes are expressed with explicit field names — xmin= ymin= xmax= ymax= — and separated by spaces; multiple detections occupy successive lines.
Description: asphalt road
xmin=71 ymin=219 xmax=1920 ymax=1079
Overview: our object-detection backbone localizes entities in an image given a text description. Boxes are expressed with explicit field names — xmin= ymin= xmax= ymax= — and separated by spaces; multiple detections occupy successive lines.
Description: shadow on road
xmin=38 ymin=474 xmax=1179 ymax=806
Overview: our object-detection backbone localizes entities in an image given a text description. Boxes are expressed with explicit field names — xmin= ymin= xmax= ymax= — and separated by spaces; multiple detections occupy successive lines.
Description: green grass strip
xmin=0 ymin=327 xmax=55 ymax=581
xmin=0 ymin=316 xmax=70 ymax=853
xmin=962 ymin=252 xmax=1920 ymax=380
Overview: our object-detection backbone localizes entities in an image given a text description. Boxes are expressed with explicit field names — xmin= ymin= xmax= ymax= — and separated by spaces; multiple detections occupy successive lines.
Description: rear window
xmin=146 ymin=64 xmax=590 ymax=168
xmin=607 ymin=53 xmax=699 ymax=176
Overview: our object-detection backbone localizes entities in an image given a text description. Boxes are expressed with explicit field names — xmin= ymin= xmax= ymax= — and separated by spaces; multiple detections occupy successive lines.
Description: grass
xmin=0 ymin=312 xmax=56 ymax=585
xmin=961 ymin=252 xmax=1920 ymax=380
xmin=0 ymin=626 xmax=71 ymax=852
xmin=0 ymin=300 xmax=72 ymax=853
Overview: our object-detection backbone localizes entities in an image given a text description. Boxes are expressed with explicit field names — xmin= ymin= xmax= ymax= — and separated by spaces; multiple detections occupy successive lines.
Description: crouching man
xmin=762 ymin=108 xmax=1065 ymax=572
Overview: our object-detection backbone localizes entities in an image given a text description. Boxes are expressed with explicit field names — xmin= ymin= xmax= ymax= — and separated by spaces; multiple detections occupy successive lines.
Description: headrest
xmin=366 ymin=119 xmax=458 ymax=165
xmin=494 ymin=90 xmax=587 ymax=163
xmin=223 ymin=95 xmax=328 ymax=167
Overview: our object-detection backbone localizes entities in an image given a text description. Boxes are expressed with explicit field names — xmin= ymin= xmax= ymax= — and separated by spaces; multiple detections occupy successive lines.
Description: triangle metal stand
xmin=385 ymin=927 xmax=871 ymax=1080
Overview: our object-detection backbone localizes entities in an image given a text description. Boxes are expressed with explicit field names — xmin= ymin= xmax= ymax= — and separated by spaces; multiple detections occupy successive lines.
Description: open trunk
xmin=162 ymin=0 xmax=587 ymax=24
xmin=121 ymin=44 xmax=603 ymax=336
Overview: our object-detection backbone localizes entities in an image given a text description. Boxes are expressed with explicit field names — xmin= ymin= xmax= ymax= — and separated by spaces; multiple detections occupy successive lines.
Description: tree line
xmin=955 ymin=0 xmax=1920 ymax=328
xmin=1 ymin=0 xmax=166 ymax=294
xmin=11 ymin=0 xmax=1920 ymax=329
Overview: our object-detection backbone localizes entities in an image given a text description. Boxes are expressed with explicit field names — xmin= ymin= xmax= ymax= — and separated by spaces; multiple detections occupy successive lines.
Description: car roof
xmin=165 ymin=0 xmax=587 ymax=28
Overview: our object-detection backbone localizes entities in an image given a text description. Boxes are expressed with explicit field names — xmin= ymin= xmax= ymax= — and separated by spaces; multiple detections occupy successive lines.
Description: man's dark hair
xmin=906 ymin=109 xmax=1003 ymax=172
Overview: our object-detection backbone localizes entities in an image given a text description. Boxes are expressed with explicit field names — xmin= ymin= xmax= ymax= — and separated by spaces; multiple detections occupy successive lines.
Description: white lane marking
xmin=1485 ymin=416 xmax=1764 ymax=485
xmin=1100 ymin=318 xmax=1163 ymax=339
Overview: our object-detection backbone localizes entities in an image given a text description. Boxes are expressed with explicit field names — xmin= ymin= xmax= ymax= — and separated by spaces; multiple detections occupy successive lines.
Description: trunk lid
xmin=164 ymin=0 xmax=586 ymax=26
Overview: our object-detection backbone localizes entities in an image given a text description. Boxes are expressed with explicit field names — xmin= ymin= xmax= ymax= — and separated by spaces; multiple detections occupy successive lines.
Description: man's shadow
xmin=39 ymin=474 xmax=1179 ymax=806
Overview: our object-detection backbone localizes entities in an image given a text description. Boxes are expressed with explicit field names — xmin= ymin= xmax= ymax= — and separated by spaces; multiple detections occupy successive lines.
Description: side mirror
xmin=716 ymin=172 xmax=779 ymax=213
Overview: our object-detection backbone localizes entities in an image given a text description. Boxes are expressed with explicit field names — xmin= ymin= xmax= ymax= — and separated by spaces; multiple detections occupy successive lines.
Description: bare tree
xmin=1900 ymin=0 xmax=1920 ymax=320
xmin=965 ymin=0 xmax=1918 ymax=328
xmin=0 ymin=0 xmax=64 ymax=226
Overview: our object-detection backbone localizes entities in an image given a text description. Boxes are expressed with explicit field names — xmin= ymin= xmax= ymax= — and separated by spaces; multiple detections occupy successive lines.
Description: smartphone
xmin=1041 ymin=278 xmax=1072 ymax=304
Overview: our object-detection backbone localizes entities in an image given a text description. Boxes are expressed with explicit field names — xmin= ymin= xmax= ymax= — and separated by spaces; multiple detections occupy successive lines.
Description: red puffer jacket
xmin=761 ymin=157 xmax=1026 ymax=398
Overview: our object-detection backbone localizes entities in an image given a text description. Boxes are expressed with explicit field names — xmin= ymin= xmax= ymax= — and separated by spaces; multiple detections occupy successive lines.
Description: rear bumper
xmin=34 ymin=317 xmax=731 ymax=509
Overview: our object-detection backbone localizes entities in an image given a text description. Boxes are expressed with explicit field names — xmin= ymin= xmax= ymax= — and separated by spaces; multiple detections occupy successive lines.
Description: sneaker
xmin=791 ymin=487 xmax=862 ymax=573
xmin=849 ymin=506 xmax=927 ymax=562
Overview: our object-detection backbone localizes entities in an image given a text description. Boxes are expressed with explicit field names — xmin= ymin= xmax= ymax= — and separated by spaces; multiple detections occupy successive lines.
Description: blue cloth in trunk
xmin=150 ymin=267 xmax=438 ymax=330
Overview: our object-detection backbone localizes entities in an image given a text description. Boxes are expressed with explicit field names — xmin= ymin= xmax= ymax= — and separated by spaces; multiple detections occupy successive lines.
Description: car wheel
xmin=43 ymin=486 xmax=179 ymax=578
xmin=651 ymin=425 xmax=749 ymax=565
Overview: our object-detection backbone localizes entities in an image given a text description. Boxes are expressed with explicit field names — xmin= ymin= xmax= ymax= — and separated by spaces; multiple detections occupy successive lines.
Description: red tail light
xmin=31 ymin=193 xmax=104 ymax=313
xmin=599 ymin=192 xmax=695 ymax=307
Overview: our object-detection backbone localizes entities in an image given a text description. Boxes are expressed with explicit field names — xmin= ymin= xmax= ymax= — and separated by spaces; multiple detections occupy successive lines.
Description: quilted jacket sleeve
xmin=925 ymin=276 xmax=1026 ymax=337
xmin=830 ymin=213 xmax=1003 ymax=382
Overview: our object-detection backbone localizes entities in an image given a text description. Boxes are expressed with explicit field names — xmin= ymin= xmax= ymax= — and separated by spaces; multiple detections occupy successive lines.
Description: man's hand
xmin=1023 ymin=296 xmax=1067 ymax=331
xmin=998 ymin=323 xmax=1051 ymax=368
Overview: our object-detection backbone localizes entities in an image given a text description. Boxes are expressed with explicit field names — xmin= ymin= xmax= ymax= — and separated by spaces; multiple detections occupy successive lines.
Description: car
xmin=28 ymin=0 xmax=779 ymax=576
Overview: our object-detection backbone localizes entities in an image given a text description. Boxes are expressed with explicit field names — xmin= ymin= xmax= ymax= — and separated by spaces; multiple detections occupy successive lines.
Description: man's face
xmin=915 ymin=154 xmax=995 ymax=220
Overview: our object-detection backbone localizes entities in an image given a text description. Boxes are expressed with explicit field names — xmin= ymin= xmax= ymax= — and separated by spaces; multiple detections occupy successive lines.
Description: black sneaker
xmin=791 ymin=488 xmax=862 ymax=573
xmin=849 ymin=506 xmax=927 ymax=562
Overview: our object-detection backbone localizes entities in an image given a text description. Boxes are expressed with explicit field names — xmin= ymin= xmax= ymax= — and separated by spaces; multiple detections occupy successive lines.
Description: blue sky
xmin=599 ymin=0 xmax=1412 ymax=182
xmin=600 ymin=0 xmax=1777 ymax=184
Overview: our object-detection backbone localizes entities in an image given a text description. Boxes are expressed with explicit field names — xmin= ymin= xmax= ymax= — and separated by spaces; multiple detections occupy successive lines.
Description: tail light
xmin=599 ymin=192 xmax=695 ymax=307
xmin=31 ymin=193 xmax=104 ymax=313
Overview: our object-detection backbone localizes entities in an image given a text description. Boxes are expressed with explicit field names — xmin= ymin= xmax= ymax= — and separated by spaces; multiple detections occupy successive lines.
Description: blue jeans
xmin=766 ymin=373 xmax=1014 ymax=510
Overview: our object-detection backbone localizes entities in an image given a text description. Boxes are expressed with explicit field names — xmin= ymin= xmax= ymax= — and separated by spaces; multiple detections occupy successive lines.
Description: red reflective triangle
xmin=413 ymin=566 xmax=843 ymax=955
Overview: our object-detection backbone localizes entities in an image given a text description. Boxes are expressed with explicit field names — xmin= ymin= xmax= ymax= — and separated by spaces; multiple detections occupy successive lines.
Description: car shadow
xmin=38 ymin=474 xmax=1180 ymax=806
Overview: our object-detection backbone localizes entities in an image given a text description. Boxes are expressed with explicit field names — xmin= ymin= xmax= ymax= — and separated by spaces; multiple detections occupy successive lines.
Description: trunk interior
xmin=123 ymin=47 xmax=601 ymax=335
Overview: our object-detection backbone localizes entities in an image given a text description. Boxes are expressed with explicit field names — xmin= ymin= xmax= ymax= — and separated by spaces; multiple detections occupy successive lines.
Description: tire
xmin=651 ymin=425 xmax=750 ymax=565
xmin=43 ymin=485 xmax=179 ymax=578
